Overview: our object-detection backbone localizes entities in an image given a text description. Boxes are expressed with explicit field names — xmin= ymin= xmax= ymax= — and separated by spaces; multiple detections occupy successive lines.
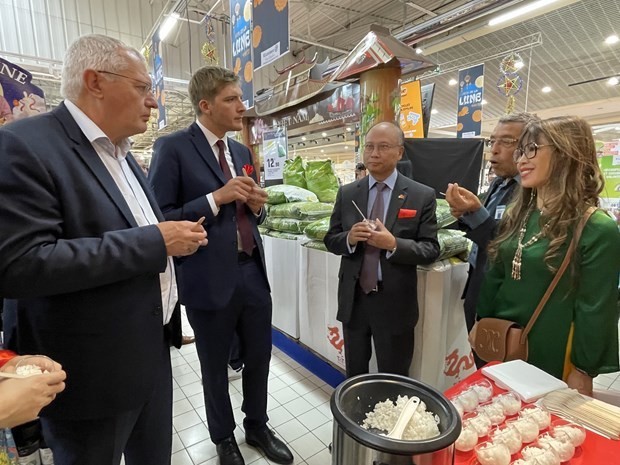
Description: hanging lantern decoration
xmin=497 ymin=52 xmax=523 ymax=114
xmin=201 ymin=15 xmax=219 ymax=65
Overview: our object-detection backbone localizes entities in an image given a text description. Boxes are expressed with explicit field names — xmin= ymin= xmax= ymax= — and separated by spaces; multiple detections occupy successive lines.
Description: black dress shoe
xmin=216 ymin=436 xmax=245 ymax=465
xmin=245 ymin=427 xmax=293 ymax=464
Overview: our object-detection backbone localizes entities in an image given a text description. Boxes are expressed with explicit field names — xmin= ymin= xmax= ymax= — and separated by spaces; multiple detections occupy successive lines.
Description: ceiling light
xmin=159 ymin=12 xmax=180 ymax=42
xmin=320 ymin=149 xmax=325 ymax=153
xmin=608 ymin=77 xmax=619 ymax=86
xmin=415 ymin=48 xmax=423 ymax=54
xmin=488 ymin=0 xmax=558 ymax=26
xmin=541 ymin=86 xmax=551 ymax=93
xmin=321 ymin=132 xmax=327 ymax=137
xmin=605 ymin=34 xmax=619 ymax=45
xmin=431 ymin=109 xmax=438 ymax=114
xmin=346 ymin=127 xmax=352 ymax=132
xmin=448 ymin=78 xmax=458 ymax=86
xmin=515 ymin=61 xmax=524 ymax=69
xmin=301 ymin=136 xmax=307 ymax=141
xmin=344 ymin=146 xmax=349 ymax=149
xmin=481 ymin=99 xmax=488 ymax=105
xmin=615 ymin=127 xmax=620 ymax=131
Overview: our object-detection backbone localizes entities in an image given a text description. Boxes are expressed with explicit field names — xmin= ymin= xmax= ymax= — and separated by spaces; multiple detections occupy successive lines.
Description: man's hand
xmin=1 ymin=355 xmax=62 ymax=373
xmin=566 ymin=368 xmax=593 ymax=397
xmin=212 ymin=177 xmax=255 ymax=207
xmin=0 ymin=370 xmax=67 ymax=428
xmin=348 ymin=221 xmax=373 ymax=246
xmin=366 ymin=219 xmax=397 ymax=250
xmin=247 ymin=186 xmax=268 ymax=214
xmin=446 ymin=182 xmax=482 ymax=217
xmin=156 ymin=219 xmax=208 ymax=257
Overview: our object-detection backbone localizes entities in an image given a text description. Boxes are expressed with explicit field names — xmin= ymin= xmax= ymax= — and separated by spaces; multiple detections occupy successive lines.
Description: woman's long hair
xmin=488 ymin=116 xmax=604 ymax=273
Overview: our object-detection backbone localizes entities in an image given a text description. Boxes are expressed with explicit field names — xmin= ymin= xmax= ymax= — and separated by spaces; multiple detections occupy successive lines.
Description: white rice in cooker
xmin=362 ymin=395 xmax=440 ymax=440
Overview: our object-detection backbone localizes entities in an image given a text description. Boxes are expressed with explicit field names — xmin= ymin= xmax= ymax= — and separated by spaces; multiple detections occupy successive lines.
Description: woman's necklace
xmin=511 ymin=207 xmax=549 ymax=280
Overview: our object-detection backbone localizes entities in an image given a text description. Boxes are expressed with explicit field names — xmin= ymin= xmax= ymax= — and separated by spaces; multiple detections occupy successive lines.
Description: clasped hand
xmin=445 ymin=182 xmax=482 ymax=218
xmin=213 ymin=176 xmax=267 ymax=214
xmin=348 ymin=220 xmax=396 ymax=250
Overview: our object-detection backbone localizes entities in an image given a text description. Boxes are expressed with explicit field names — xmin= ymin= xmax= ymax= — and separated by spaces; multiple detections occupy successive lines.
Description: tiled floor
xmin=169 ymin=341 xmax=333 ymax=465
xmin=122 ymin=315 xmax=620 ymax=465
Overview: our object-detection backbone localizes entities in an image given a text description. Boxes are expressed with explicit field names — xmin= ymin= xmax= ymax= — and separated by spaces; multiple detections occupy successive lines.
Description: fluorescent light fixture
xmin=605 ymin=34 xmax=619 ymax=45
xmin=159 ymin=12 xmax=180 ymax=42
xmin=321 ymin=132 xmax=327 ymax=137
xmin=301 ymin=136 xmax=307 ymax=141
xmin=615 ymin=127 xmax=620 ymax=131
xmin=608 ymin=77 xmax=619 ymax=86
xmin=415 ymin=48 xmax=424 ymax=54
xmin=515 ymin=61 xmax=524 ymax=69
xmin=488 ymin=0 xmax=558 ymax=26
xmin=431 ymin=109 xmax=439 ymax=114
xmin=448 ymin=78 xmax=458 ymax=86
xmin=344 ymin=146 xmax=349 ymax=149
xmin=541 ymin=86 xmax=551 ymax=93
xmin=320 ymin=149 xmax=325 ymax=153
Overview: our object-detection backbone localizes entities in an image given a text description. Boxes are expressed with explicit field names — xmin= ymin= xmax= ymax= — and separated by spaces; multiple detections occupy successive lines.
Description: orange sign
xmin=399 ymin=80 xmax=424 ymax=138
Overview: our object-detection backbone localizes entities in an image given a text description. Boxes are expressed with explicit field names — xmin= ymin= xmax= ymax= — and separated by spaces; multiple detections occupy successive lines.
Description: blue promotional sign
xmin=252 ymin=0 xmax=289 ymax=70
xmin=152 ymin=34 xmax=166 ymax=130
xmin=230 ymin=0 xmax=254 ymax=108
xmin=456 ymin=63 xmax=484 ymax=138
xmin=0 ymin=57 xmax=46 ymax=127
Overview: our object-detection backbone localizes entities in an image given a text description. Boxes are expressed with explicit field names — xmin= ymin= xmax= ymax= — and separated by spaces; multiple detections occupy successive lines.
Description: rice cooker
xmin=331 ymin=373 xmax=461 ymax=465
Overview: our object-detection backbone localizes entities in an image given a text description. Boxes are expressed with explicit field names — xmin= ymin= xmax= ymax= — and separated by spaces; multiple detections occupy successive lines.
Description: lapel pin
xmin=398 ymin=194 xmax=405 ymax=200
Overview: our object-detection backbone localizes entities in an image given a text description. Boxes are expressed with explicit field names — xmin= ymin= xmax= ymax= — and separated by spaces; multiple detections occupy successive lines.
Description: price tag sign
xmin=263 ymin=127 xmax=287 ymax=181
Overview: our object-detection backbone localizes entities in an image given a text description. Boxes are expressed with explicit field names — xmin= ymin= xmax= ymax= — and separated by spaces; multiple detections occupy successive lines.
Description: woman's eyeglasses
xmin=513 ymin=142 xmax=554 ymax=162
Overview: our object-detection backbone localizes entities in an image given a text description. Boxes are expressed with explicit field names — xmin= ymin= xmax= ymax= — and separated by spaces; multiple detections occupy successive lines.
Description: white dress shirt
xmin=64 ymin=99 xmax=177 ymax=324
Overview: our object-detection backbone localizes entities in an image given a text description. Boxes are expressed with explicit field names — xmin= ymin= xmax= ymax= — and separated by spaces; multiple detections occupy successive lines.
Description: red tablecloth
xmin=445 ymin=366 xmax=620 ymax=465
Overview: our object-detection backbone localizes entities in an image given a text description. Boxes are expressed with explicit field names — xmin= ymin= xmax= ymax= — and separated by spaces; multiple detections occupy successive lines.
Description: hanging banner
xmin=598 ymin=140 xmax=620 ymax=226
xmin=152 ymin=33 xmax=166 ymax=130
xmin=0 ymin=57 xmax=46 ymax=127
xmin=457 ymin=63 xmax=484 ymax=138
xmin=231 ymin=0 xmax=254 ymax=108
xmin=262 ymin=126 xmax=287 ymax=181
xmin=399 ymin=80 xmax=424 ymax=139
xmin=252 ymin=0 xmax=289 ymax=70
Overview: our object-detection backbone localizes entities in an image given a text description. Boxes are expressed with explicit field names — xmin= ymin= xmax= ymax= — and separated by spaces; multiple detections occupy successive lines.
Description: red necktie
xmin=216 ymin=140 xmax=255 ymax=256
xmin=359 ymin=182 xmax=386 ymax=293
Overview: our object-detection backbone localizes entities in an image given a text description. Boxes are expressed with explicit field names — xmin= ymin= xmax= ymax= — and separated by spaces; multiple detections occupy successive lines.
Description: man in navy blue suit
xmin=0 ymin=34 xmax=207 ymax=465
xmin=149 ymin=66 xmax=293 ymax=465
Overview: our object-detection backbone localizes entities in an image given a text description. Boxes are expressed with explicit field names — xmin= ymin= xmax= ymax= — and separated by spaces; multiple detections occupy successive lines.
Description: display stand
xmin=262 ymin=235 xmax=302 ymax=338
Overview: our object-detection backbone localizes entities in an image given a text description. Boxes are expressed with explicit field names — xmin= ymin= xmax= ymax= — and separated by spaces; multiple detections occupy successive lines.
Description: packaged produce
xmin=268 ymin=201 xmax=333 ymax=220
xmin=304 ymin=217 xmax=331 ymax=241
xmin=283 ymin=156 xmax=307 ymax=189
xmin=305 ymin=160 xmax=339 ymax=203
xmin=265 ymin=184 xmax=318 ymax=205
xmin=263 ymin=217 xmax=314 ymax=234
xmin=436 ymin=199 xmax=457 ymax=228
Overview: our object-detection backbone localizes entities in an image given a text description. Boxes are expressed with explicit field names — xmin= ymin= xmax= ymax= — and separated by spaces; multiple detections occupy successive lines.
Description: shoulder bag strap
xmin=520 ymin=206 xmax=597 ymax=342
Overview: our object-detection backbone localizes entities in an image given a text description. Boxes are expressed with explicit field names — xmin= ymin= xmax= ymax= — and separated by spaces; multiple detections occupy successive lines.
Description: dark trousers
xmin=187 ymin=255 xmax=272 ymax=443
xmin=343 ymin=284 xmax=415 ymax=378
xmin=40 ymin=340 xmax=172 ymax=465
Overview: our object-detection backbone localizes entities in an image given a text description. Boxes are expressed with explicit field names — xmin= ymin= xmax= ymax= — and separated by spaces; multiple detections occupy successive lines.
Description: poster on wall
xmin=152 ymin=34 xmax=166 ymax=130
xmin=421 ymin=83 xmax=435 ymax=138
xmin=252 ymin=0 xmax=289 ymax=70
xmin=598 ymin=140 xmax=620 ymax=225
xmin=0 ymin=57 xmax=46 ymax=126
xmin=231 ymin=0 xmax=254 ymax=108
xmin=399 ymin=80 xmax=424 ymax=138
xmin=262 ymin=126 xmax=287 ymax=181
xmin=456 ymin=63 xmax=484 ymax=138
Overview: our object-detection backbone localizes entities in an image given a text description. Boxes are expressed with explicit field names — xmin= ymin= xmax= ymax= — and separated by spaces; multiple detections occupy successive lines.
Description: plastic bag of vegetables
xmin=435 ymin=199 xmax=457 ymax=228
xmin=269 ymin=202 xmax=333 ymax=220
xmin=305 ymin=160 xmax=339 ymax=203
xmin=303 ymin=217 xmax=331 ymax=241
xmin=283 ymin=156 xmax=307 ymax=189
xmin=265 ymin=184 xmax=319 ymax=205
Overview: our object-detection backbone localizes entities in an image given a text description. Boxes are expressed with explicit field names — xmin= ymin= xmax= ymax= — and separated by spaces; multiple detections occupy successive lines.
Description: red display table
xmin=445 ymin=366 xmax=620 ymax=464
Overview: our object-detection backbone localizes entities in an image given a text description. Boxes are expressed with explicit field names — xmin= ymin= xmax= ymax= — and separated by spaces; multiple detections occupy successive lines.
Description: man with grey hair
xmin=0 ymin=34 xmax=207 ymax=465
xmin=149 ymin=66 xmax=293 ymax=465
xmin=446 ymin=112 xmax=538 ymax=333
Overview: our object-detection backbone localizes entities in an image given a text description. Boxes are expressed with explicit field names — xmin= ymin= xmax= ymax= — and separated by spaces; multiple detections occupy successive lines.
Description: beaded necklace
xmin=511 ymin=205 xmax=549 ymax=280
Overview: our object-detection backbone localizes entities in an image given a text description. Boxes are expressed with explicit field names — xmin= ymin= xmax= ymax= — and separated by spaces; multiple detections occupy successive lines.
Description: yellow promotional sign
xmin=400 ymin=80 xmax=424 ymax=138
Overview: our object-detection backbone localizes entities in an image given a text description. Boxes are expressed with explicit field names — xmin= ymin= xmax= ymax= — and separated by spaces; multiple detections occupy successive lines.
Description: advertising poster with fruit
xmin=252 ymin=0 xmax=289 ymax=70
xmin=262 ymin=126 xmax=287 ymax=181
xmin=399 ymin=80 xmax=424 ymax=138
xmin=231 ymin=0 xmax=254 ymax=108
xmin=456 ymin=63 xmax=484 ymax=138
xmin=0 ymin=57 xmax=46 ymax=127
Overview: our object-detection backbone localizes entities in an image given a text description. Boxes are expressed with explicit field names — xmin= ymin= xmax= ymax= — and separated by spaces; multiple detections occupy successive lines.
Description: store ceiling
xmin=0 ymin=0 xmax=619 ymax=155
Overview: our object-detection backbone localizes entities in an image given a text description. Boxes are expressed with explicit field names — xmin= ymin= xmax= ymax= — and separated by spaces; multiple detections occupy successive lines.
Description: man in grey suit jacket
xmin=0 ymin=35 xmax=207 ymax=465
xmin=446 ymin=112 xmax=538 ymax=333
xmin=324 ymin=122 xmax=440 ymax=378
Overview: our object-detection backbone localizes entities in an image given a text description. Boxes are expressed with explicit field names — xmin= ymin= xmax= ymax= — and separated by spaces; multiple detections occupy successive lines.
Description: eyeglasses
xmin=513 ymin=142 xmax=554 ymax=162
xmin=363 ymin=143 xmax=402 ymax=154
xmin=484 ymin=137 xmax=518 ymax=148
xmin=97 ymin=70 xmax=154 ymax=96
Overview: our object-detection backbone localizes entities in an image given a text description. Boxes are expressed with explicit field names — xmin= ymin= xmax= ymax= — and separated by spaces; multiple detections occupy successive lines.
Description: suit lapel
xmin=54 ymin=104 xmax=138 ymax=228
xmin=189 ymin=122 xmax=227 ymax=185
xmin=127 ymin=154 xmax=165 ymax=222
xmin=385 ymin=174 xmax=408 ymax=230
